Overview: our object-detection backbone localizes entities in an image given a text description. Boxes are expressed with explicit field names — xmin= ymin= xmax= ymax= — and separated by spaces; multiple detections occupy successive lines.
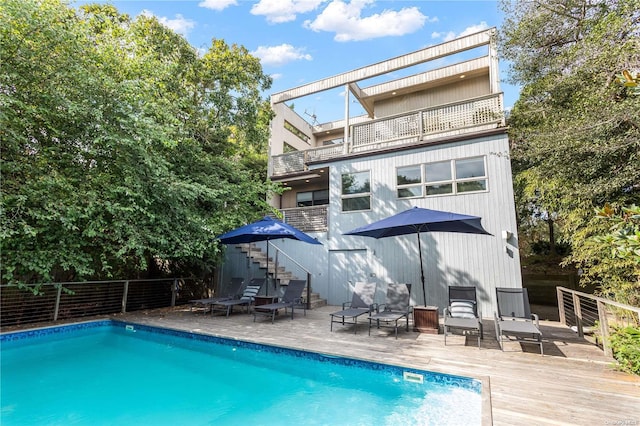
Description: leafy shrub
xmin=609 ymin=326 xmax=640 ymax=375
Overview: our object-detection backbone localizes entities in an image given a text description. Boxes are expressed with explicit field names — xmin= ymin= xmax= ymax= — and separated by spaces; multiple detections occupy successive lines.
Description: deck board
xmin=33 ymin=305 xmax=640 ymax=425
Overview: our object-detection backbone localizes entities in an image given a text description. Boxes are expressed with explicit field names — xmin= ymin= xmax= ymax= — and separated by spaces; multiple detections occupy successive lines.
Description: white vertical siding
xmin=226 ymin=132 xmax=521 ymax=317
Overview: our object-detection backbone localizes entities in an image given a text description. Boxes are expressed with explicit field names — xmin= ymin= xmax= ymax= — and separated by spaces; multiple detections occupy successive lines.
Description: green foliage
xmin=1 ymin=0 xmax=279 ymax=292
xmin=583 ymin=205 xmax=640 ymax=305
xmin=609 ymin=326 xmax=640 ymax=375
xmin=499 ymin=0 xmax=640 ymax=291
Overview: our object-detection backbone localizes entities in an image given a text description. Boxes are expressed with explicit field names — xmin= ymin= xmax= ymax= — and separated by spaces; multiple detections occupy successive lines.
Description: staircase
xmin=237 ymin=243 xmax=327 ymax=309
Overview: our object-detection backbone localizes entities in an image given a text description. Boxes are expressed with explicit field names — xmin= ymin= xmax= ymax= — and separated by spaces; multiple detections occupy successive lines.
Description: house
xmin=221 ymin=28 xmax=522 ymax=317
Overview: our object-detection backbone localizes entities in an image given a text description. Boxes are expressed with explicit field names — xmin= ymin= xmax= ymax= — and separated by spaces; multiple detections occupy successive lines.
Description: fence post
xmin=597 ymin=300 xmax=612 ymax=357
xmin=557 ymin=287 xmax=566 ymax=326
xmin=54 ymin=284 xmax=62 ymax=321
xmin=122 ymin=280 xmax=129 ymax=313
xmin=572 ymin=292 xmax=584 ymax=337
xmin=171 ymin=279 xmax=177 ymax=307
xmin=306 ymin=272 xmax=311 ymax=310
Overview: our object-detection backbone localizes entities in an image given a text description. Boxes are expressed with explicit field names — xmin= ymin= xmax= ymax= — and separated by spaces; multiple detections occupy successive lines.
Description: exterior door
xmin=328 ymin=249 xmax=369 ymax=305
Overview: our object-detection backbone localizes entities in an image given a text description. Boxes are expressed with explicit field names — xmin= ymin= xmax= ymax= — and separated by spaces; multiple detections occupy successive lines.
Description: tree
xmin=1 ymin=0 xmax=279 ymax=292
xmin=499 ymin=0 xmax=640 ymax=301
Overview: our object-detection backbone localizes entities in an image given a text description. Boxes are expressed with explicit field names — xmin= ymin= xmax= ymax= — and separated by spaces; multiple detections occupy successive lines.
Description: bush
xmin=609 ymin=326 xmax=640 ymax=375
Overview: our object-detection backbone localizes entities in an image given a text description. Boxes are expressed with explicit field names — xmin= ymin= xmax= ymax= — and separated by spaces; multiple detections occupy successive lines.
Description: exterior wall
xmin=226 ymin=131 xmax=521 ymax=317
xmin=374 ymin=76 xmax=490 ymax=118
xmin=281 ymin=182 xmax=328 ymax=209
xmin=269 ymin=103 xmax=317 ymax=158
xmin=319 ymin=132 xmax=520 ymax=317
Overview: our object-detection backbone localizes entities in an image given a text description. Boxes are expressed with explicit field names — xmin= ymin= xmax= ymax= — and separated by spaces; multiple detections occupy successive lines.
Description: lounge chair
xmin=329 ymin=282 xmax=377 ymax=334
xmin=443 ymin=285 xmax=483 ymax=348
xmin=210 ymin=279 xmax=264 ymax=317
xmin=368 ymin=283 xmax=412 ymax=339
xmin=188 ymin=277 xmax=244 ymax=313
xmin=252 ymin=279 xmax=307 ymax=323
xmin=494 ymin=287 xmax=543 ymax=355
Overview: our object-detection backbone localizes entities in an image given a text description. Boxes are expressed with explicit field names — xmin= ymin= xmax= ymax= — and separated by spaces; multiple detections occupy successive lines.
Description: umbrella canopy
xmin=217 ymin=216 xmax=321 ymax=294
xmin=344 ymin=207 xmax=491 ymax=306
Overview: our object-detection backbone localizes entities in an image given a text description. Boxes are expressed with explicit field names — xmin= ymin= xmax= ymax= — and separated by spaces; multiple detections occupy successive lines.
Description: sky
xmin=72 ymin=0 xmax=519 ymax=124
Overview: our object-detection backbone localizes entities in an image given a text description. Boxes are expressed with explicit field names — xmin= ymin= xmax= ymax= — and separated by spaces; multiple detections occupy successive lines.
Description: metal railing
xmin=270 ymin=93 xmax=504 ymax=176
xmin=280 ymin=205 xmax=328 ymax=232
xmin=0 ymin=278 xmax=204 ymax=330
xmin=269 ymin=241 xmax=314 ymax=309
xmin=556 ymin=286 xmax=640 ymax=356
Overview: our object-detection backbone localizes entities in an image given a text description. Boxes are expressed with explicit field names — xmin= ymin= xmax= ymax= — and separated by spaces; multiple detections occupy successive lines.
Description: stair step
xmin=236 ymin=243 xmax=328 ymax=309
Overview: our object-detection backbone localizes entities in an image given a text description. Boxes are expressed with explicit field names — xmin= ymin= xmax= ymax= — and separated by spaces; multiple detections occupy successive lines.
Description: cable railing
xmin=556 ymin=286 xmax=640 ymax=356
xmin=0 ymin=278 xmax=203 ymax=330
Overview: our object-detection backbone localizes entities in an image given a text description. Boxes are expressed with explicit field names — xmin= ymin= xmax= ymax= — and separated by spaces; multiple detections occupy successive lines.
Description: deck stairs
xmin=237 ymin=243 xmax=327 ymax=309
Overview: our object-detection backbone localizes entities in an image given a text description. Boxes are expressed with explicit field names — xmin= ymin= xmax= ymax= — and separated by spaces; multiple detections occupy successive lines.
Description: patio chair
xmin=253 ymin=279 xmax=307 ymax=324
xmin=329 ymin=282 xmax=377 ymax=334
xmin=210 ymin=278 xmax=264 ymax=318
xmin=494 ymin=287 xmax=543 ymax=355
xmin=189 ymin=277 xmax=244 ymax=313
xmin=368 ymin=283 xmax=412 ymax=339
xmin=443 ymin=285 xmax=483 ymax=348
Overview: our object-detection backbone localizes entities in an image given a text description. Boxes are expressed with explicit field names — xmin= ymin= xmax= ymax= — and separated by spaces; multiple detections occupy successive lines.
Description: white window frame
xmin=341 ymin=170 xmax=371 ymax=212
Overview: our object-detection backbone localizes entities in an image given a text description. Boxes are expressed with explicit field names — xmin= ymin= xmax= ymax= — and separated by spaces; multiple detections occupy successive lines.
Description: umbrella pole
xmin=417 ymin=231 xmax=426 ymax=307
xmin=265 ymin=241 xmax=269 ymax=296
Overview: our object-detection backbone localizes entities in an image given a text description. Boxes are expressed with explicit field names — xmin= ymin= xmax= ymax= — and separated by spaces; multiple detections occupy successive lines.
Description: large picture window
xmin=397 ymin=156 xmax=487 ymax=199
xmin=342 ymin=171 xmax=371 ymax=212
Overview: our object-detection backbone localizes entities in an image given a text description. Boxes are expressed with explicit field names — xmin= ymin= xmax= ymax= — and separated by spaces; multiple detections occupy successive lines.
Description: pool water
xmin=1 ymin=321 xmax=481 ymax=425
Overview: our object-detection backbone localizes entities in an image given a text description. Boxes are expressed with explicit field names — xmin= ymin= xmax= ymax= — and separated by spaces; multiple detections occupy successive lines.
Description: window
xmin=342 ymin=171 xmax=371 ymax=211
xmin=396 ymin=156 xmax=487 ymax=199
xmin=296 ymin=190 xmax=329 ymax=207
xmin=425 ymin=161 xmax=453 ymax=196
xmin=397 ymin=166 xmax=422 ymax=198
xmin=454 ymin=157 xmax=487 ymax=193
xmin=284 ymin=120 xmax=310 ymax=143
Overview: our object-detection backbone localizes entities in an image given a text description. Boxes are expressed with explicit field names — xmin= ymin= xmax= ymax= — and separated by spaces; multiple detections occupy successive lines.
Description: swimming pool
xmin=1 ymin=320 xmax=482 ymax=425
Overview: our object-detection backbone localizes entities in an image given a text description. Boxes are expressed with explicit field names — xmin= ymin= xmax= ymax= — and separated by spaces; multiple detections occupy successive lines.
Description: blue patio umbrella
xmin=217 ymin=216 xmax=321 ymax=295
xmin=344 ymin=207 xmax=491 ymax=306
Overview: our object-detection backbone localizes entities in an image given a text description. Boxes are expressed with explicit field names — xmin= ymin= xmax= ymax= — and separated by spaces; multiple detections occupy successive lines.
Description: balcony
xmin=271 ymin=94 xmax=504 ymax=177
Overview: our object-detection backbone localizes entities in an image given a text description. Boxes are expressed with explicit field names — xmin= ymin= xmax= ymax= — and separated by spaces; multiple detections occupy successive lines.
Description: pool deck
xmin=106 ymin=304 xmax=640 ymax=426
xmin=7 ymin=304 xmax=638 ymax=425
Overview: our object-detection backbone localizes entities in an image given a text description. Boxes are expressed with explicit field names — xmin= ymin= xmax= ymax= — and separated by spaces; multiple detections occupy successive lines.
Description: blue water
xmin=1 ymin=321 xmax=481 ymax=426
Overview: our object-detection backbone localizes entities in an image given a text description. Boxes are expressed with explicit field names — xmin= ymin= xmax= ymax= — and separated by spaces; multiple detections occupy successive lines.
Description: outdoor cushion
xmin=450 ymin=301 xmax=476 ymax=319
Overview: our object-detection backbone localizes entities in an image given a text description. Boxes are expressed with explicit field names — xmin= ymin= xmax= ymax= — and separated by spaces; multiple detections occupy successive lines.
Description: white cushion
xmin=450 ymin=301 xmax=476 ymax=319
xmin=240 ymin=285 xmax=261 ymax=301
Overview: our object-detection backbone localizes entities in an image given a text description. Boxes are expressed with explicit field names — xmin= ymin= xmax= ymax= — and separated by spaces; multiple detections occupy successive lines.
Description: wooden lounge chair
xmin=368 ymin=283 xmax=412 ymax=339
xmin=443 ymin=285 xmax=483 ymax=348
xmin=329 ymin=282 xmax=377 ymax=334
xmin=210 ymin=279 xmax=264 ymax=317
xmin=252 ymin=279 xmax=307 ymax=324
xmin=494 ymin=287 xmax=543 ymax=355
xmin=189 ymin=277 xmax=244 ymax=313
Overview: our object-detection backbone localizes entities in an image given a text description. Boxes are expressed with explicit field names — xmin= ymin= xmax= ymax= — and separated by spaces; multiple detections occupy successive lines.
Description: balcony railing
xmin=280 ymin=205 xmax=328 ymax=232
xmin=271 ymin=93 xmax=503 ymax=177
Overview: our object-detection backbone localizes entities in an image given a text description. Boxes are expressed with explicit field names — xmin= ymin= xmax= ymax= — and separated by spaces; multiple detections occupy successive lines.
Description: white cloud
xmin=198 ymin=0 xmax=238 ymax=11
xmin=303 ymin=0 xmax=429 ymax=42
xmin=251 ymin=0 xmax=326 ymax=24
xmin=140 ymin=10 xmax=196 ymax=37
xmin=433 ymin=22 xmax=490 ymax=42
xmin=458 ymin=21 xmax=489 ymax=37
xmin=251 ymin=44 xmax=313 ymax=67
xmin=270 ymin=73 xmax=283 ymax=81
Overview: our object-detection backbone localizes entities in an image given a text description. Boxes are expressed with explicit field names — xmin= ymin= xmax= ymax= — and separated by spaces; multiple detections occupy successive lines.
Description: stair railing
xmin=269 ymin=241 xmax=314 ymax=309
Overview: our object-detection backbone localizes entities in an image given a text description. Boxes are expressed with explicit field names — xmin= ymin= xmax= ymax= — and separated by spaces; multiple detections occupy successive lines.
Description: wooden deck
xmin=85 ymin=305 xmax=640 ymax=424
